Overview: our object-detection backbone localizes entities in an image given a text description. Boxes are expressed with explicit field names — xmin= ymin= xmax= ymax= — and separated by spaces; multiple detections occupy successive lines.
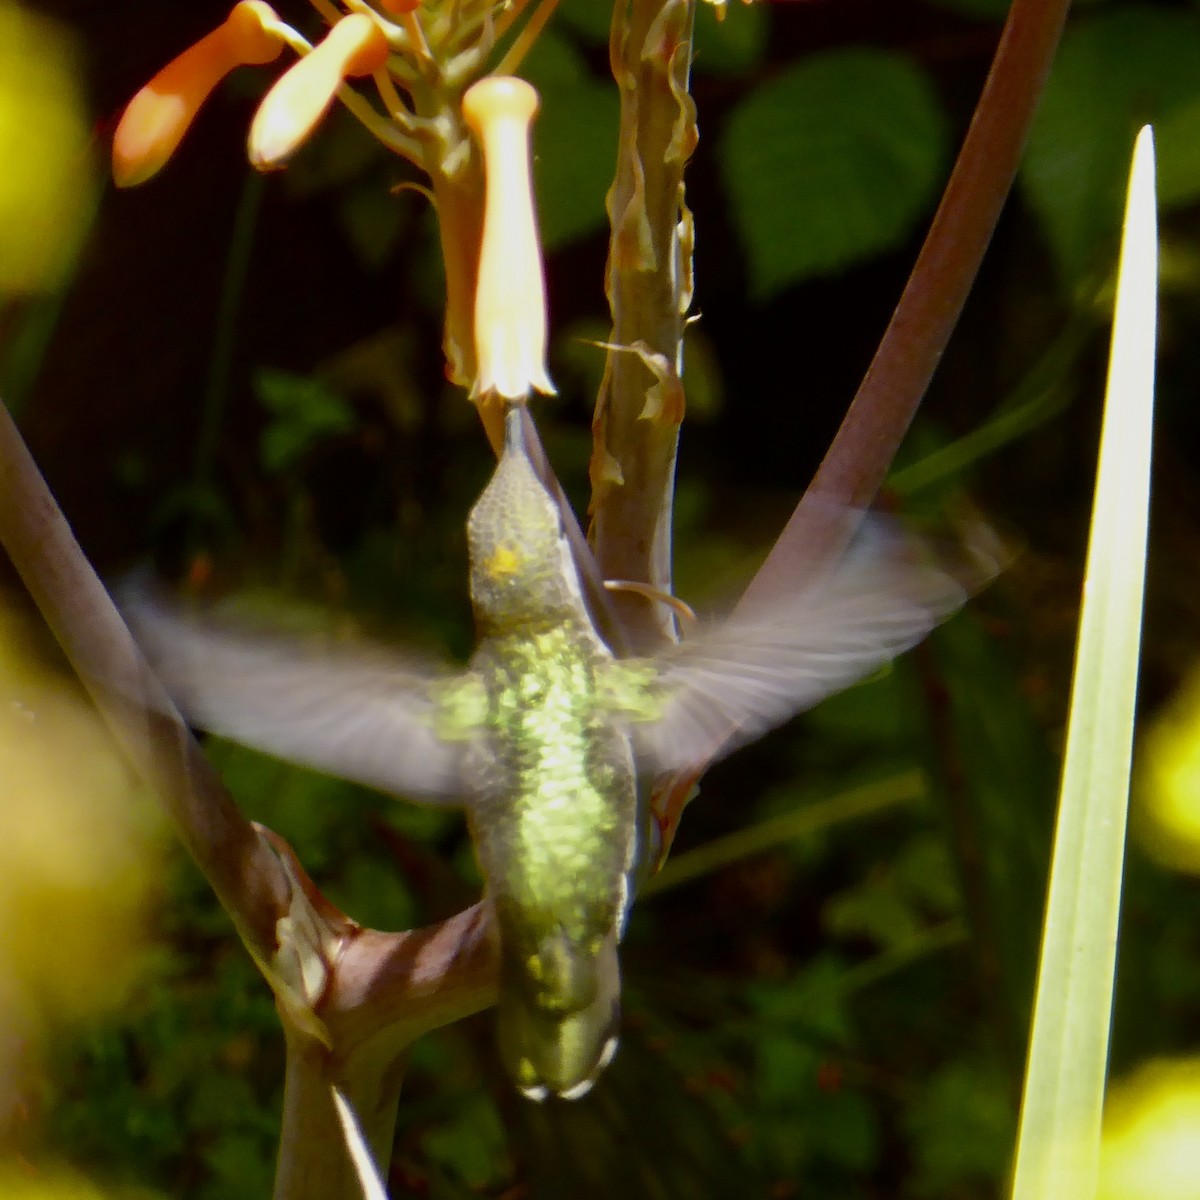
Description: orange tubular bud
xmin=461 ymin=77 xmax=555 ymax=402
xmin=112 ymin=1 xmax=284 ymax=187
xmin=248 ymin=14 xmax=389 ymax=170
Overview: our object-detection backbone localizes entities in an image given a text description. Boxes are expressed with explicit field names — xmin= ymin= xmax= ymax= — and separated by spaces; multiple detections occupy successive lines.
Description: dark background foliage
xmin=5 ymin=0 xmax=1200 ymax=1196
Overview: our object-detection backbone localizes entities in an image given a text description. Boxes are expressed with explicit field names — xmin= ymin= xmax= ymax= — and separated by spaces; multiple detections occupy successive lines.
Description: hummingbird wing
xmin=120 ymin=586 xmax=471 ymax=803
xmin=627 ymin=525 xmax=995 ymax=773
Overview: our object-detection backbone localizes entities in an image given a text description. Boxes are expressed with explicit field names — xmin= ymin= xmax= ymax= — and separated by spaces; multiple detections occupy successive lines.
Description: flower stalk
xmin=589 ymin=0 xmax=698 ymax=651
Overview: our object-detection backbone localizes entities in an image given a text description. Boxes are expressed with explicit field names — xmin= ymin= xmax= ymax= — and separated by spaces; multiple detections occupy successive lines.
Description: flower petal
xmin=112 ymin=1 xmax=284 ymax=187
xmin=248 ymin=14 xmax=389 ymax=170
xmin=462 ymin=76 xmax=555 ymax=401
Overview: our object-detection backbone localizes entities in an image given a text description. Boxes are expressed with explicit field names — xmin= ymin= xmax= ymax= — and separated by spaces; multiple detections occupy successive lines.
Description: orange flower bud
xmin=112 ymin=1 xmax=284 ymax=187
xmin=248 ymin=14 xmax=389 ymax=170
xmin=461 ymin=76 xmax=555 ymax=402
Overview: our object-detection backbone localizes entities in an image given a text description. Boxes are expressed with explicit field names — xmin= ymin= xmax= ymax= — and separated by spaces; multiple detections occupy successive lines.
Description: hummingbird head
xmin=467 ymin=407 xmax=584 ymax=633
xmin=497 ymin=927 xmax=621 ymax=1101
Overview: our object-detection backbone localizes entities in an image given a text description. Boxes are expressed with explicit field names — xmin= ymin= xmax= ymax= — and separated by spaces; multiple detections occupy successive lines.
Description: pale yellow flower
xmin=0 ymin=2 xmax=95 ymax=290
xmin=462 ymin=76 xmax=555 ymax=402
xmin=1100 ymin=1059 xmax=1200 ymax=1200
xmin=248 ymin=14 xmax=390 ymax=170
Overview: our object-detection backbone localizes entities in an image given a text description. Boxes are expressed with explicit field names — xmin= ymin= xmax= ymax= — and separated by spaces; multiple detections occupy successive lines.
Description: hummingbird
xmin=122 ymin=403 xmax=987 ymax=1101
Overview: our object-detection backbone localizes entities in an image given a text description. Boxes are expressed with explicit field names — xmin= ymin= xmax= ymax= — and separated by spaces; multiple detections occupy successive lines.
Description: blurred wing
xmin=631 ymin=528 xmax=993 ymax=773
xmin=120 ymin=587 xmax=469 ymax=803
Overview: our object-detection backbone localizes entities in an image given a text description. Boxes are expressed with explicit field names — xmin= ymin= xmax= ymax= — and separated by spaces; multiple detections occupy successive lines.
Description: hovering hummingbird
xmin=123 ymin=404 xmax=987 ymax=1101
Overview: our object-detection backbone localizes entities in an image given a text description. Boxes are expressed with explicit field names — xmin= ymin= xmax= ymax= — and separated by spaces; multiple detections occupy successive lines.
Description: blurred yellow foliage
xmin=0 ymin=1163 xmax=159 ymax=1199
xmin=1099 ymin=1059 xmax=1200 ymax=1200
xmin=0 ymin=597 xmax=165 ymax=1033
xmin=1136 ymin=666 xmax=1200 ymax=873
xmin=0 ymin=3 xmax=96 ymax=293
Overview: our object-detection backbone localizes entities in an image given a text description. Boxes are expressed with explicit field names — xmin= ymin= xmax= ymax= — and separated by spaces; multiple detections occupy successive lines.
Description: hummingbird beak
xmin=497 ymin=931 xmax=621 ymax=1101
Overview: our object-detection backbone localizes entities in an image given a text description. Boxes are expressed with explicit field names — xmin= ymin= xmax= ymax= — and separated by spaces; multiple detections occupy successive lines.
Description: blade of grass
xmin=641 ymin=770 xmax=926 ymax=897
xmin=888 ymin=310 xmax=1091 ymax=497
xmin=188 ymin=168 xmax=265 ymax=538
xmin=1009 ymin=126 xmax=1157 ymax=1200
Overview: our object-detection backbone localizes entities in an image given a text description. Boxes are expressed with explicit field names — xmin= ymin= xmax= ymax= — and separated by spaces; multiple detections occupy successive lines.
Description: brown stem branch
xmin=0 ymin=398 xmax=288 ymax=965
xmin=273 ymin=1030 xmax=401 ymax=1200
xmin=272 ymin=907 xmax=496 ymax=1199
xmin=737 ymin=0 xmax=1070 ymax=613
xmin=652 ymin=0 xmax=1070 ymax=861
xmin=0 ymin=398 xmax=501 ymax=1197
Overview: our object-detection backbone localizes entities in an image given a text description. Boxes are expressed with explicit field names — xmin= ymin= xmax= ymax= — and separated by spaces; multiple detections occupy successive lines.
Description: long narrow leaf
xmin=1010 ymin=126 xmax=1157 ymax=1199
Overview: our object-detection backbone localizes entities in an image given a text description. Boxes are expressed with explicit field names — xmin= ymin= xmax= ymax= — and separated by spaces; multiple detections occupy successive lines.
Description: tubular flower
xmin=461 ymin=76 xmax=555 ymax=402
xmin=112 ymin=1 xmax=285 ymax=188
xmin=111 ymin=1 xmax=561 ymax=410
xmin=249 ymin=14 xmax=389 ymax=170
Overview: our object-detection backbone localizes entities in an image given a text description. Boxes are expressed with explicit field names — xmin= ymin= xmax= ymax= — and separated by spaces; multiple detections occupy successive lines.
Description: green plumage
xmin=462 ymin=409 xmax=637 ymax=1099
xmin=124 ymin=403 xmax=985 ymax=1101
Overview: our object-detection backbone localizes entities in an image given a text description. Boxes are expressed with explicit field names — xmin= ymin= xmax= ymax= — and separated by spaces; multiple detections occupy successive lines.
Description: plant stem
xmin=642 ymin=770 xmax=926 ymax=897
xmin=193 ymin=170 xmax=265 ymax=509
xmin=274 ymin=1028 xmax=404 ymax=1200
xmin=737 ymin=0 xmax=1072 ymax=611
xmin=590 ymin=0 xmax=697 ymax=649
xmin=0 ymin=397 xmax=502 ymax=1195
xmin=649 ymin=0 xmax=1071 ymax=861
xmin=0 ymin=396 xmax=288 ymax=964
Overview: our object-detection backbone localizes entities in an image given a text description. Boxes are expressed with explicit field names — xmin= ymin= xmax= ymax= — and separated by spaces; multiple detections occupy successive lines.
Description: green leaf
xmin=808 ymin=1088 xmax=879 ymax=1172
xmin=720 ymin=48 xmax=949 ymax=297
xmin=1011 ymin=127 xmax=1156 ymax=1200
xmin=906 ymin=1060 xmax=1015 ymax=1194
xmin=200 ymin=1130 xmax=275 ymax=1200
xmin=894 ymin=835 xmax=961 ymax=915
xmin=324 ymin=855 xmax=418 ymax=931
xmin=919 ymin=613 xmax=1058 ymax=1025
xmin=553 ymin=0 xmax=610 ymax=44
xmin=803 ymin=666 xmax=917 ymax=746
xmin=254 ymin=368 xmax=354 ymax=474
xmin=748 ymin=955 xmax=856 ymax=1046
xmin=755 ymin=1032 xmax=820 ymax=1107
xmin=420 ymin=1094 xmax=508 ymax=1189
xmin=692 ymin=1 xmax=769 ymax=75
xmin=1021 ymin=6 xmax=1200 ymax=286
xmin=823 ymin=875 xmax=924 ymax=953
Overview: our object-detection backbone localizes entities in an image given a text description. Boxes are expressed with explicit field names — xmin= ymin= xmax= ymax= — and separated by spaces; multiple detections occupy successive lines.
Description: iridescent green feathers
xmin=121 ymin=403 xmax=989 ymax=1100
xmin=123 ymin=422 xmax=979 ymax=801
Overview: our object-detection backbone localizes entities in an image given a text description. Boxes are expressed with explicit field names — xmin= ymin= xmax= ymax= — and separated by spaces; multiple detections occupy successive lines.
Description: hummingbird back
xmin=464 ymin=623 xmax=637 ymax=1100
xmin=463 ymin=408 xmax=638 ymax=1100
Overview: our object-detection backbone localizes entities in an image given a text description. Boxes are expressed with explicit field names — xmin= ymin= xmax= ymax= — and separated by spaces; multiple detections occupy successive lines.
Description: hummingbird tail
xmin=498 ymin=933 xmax=621 ymax=1101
